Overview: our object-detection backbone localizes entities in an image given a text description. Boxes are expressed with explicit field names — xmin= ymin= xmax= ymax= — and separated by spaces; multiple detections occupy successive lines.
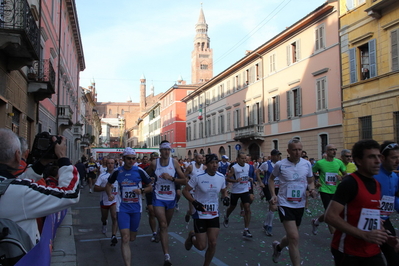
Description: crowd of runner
xmin=87 ymin=139 xmax=399 ymax=266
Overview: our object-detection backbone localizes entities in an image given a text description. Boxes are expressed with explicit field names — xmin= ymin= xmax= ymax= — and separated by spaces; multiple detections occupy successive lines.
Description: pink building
xmin=183 ymin=1 xmax=343 ymax=160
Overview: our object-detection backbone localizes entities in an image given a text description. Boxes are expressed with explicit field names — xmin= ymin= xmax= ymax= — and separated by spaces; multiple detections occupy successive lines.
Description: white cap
xmin=122 ymin=147 xmax=136 ymax=156
xmin=222 ymin=155 xmax=229 ymax=160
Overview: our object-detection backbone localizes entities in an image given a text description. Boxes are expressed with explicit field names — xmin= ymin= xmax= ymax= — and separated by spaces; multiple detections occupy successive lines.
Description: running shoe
xmin=151 ymin=233 xmax=157 ymax=242
xmin=89 ymin=189 xmax=92 ymax=193
xmin=311 ymin=218 xmax=319 ymax=235
xmin=102 ymin=225 xmax=107 ymax=234
xmin=175 ymin=203 xmax=179 ymax=211
xmin=243 ymin=229 xmax=252 ymax=238
xmin=110 ymin=235 xmax=118 ymax=246
xmin=305 ymin=208 xmax=312 ymax=214
xmin=272 ymin=241 xmax=281 ymax=263
xmin=223 ymin=215 xmax=229 ymax=228
xmin=163 ymin=259 xmax=172 ymax=266
xmin=184 ymin=231 xmax=195 ymax=250
xmin=265 ymin=226 xmax=273 ymax=237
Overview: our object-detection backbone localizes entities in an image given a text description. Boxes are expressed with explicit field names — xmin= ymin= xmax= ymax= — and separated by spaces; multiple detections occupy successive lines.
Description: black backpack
xmin=0 ymin=179 xmax=34 ymax=266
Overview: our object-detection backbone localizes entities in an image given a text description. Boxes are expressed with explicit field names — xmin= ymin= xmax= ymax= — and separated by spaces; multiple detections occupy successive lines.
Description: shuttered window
xmin=391 ymin=29 xmax=399 ymax=71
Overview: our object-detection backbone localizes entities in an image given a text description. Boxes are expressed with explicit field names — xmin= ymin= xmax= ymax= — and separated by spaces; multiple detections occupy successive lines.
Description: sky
xmin=76 ymin=0 xmax=326 ymax=103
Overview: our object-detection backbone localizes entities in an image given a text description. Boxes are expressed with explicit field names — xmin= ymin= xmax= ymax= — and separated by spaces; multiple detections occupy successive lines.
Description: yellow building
xmin=340 ymin=0 xmax=399 ymax=147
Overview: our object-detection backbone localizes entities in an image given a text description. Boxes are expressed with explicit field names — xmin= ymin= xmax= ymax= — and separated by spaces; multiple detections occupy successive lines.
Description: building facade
xmin=183 ymin=1 xmax=343 ymax=160
xmin=0 ymin=0 xmax=85 ymax=163
xmin=339 ymin=0 xmax=399 ymax=146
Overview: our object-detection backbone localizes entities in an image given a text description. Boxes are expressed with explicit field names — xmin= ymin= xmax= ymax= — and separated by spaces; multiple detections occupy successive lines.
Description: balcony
xmin=80 ymin=133 xmax=90 ymax=146
xmin=0 ymin=0 xmax=40 ymax=70
xmin=234 ymin=125 xmax=265 ymax=141
xmin=27 ymin=59 xmax=56 ymax=101
xmin=58 ymin=105 xmax=73 ymax=130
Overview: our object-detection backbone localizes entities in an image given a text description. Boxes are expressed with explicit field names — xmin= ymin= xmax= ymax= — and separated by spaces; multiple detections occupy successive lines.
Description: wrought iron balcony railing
xmin=28 ymin=59 xmax=56 ymax=89
xmin=234 ymin=125 xmax=264 ymax=140
xmin=0 ymin=0 xmax=40 ymax=56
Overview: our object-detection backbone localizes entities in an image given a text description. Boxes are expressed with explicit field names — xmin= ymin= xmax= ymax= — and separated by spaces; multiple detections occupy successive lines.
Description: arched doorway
xmin=200 ymin=149 xmax=204 ymax=155
xmin=187 ymin=150 xmax=192 ymax=159
xmin=207 ymin=148 xmax=211 ymax=154
xmin=194 ymin=149 xmax=197 ymax=156
xmin=248 ymin=143 xmax=260 ymax=161
xmin=218 ymin=146 xmax=226 ymax=158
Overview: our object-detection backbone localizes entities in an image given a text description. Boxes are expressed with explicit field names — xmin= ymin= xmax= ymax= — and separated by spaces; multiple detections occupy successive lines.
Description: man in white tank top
xmin=223 ymin=152 xmax=255 ymax=238
xmin=184 ymin=153 xmax=206 ymax=223
xmin=146 ymin=140 xmax=186 ymax=266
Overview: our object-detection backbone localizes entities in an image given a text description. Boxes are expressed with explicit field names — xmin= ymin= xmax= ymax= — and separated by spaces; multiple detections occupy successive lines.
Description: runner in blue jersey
xmin=106 ymin=147 xmax=152 ymax=266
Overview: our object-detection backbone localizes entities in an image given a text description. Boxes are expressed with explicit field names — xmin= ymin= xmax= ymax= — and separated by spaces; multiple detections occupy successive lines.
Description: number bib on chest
xmin=380 ymin=195 xmax=395 ymax=219
xmin=357 ymin=208 xmax=380 ymax=231
xmin=286 ymin=184 xmax=304 ymax=203
xmin=325 ymin=172 xmax=337 ymax=186
xmin=199 ymin=202 xmax=218 ymax=218
xmin=155 ymin=179 xmax=175 ymax=201
xmin=122 ymin=186 xmax=138 ymax=203
xmin=274 ymin=178 xmax=280 ymax=188
xmin=111 ymin=185 xmax=118 ymax=195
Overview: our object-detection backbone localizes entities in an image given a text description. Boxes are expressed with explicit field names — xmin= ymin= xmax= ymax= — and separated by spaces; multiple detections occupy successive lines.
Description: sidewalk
xmin=50 ymin=208 xmax=77 ymax=266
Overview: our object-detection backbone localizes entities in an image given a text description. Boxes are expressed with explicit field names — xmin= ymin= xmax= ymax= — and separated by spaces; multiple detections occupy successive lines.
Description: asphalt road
xmin=72 ymin=185 xmax=399 ymax=266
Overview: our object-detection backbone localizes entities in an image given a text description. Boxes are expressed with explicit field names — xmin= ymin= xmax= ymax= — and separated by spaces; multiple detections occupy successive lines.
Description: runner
xmin=223 ymin=152 xmax=255 ymax=238
xmin=94 ymin=158 xmax=118 ymax=246
xmin=340 ymin=149 xmax=357 ymax=174
xmin=86 ymin=157 xmax=99 ymax=193
xmin=183 ymin=154 xmax=229 ymax=266
xmin=269 ymin=139 xmax=316 ymax=266
xmin=146 ymin=140 xmax=186 ymax=266
xmin=311 ymin=144 xmax=346 ymax=235
xmin=217 ymin=155 xmax=230 ymax=176
xmin=258 ymin=149 xmax=281 ymax=236
xmin=373 ymin=141 xmax=399 ymax=265
xmin=105 ymin=148 xmax=152 ymax=266
xmin=184 ymin=153 xmax=206 ymax=223
xmin=324 ymin=139 xmax=389 ymax=266
xmin=144 ymin=152 xmax=160 ymax=243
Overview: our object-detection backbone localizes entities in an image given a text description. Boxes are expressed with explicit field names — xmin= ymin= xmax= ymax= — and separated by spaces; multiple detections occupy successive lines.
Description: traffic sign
xmin=235 ymin=144 xmax=241 ymax=151
xmin=171 ymin=148 xmax=175 ymax=153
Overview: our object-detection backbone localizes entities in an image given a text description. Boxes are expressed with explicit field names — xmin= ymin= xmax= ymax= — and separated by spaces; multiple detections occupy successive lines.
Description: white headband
xmin=160 ymin=142 xmax=171 ymax=149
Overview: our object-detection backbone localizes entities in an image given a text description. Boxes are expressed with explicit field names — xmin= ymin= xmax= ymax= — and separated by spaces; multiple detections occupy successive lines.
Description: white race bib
xmin=380 ymin=195 xmax=395 ymax=218
xmin=286 ymin=184 xmax=304 ymax=203
xmin=325 ymin=172 xmax=337 ymax=186
xmin=122 ymin=186 xmax=139 ymax=203
xmin=357 ymin=208 xmax=380 ymax=231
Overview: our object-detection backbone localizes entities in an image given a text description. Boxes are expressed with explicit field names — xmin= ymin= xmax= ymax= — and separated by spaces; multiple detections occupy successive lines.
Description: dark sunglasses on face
xmin=125 ymin=156 xmax=136 ymax=160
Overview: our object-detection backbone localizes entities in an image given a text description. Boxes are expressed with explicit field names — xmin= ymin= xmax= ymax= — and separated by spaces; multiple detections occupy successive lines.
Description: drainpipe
xmin=56 ymin=0 xmax=62 ymax=135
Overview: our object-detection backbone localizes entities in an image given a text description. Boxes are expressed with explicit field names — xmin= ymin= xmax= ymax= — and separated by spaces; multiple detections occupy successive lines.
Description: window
xmin=287 ymin=87 xmax=302 ymax=118
xmin=220 ymin=84 xmax=225 ymax=98
xmin=199 ymin=122 xmax=204 ymax=138
xmin=226 ymin=80 xmax=231 ymax=95
xmin=273 ymin=140 xmax=278 ymax=150
xmin=235 ymin=75 xmax=241 ymax=91
xmin=315 ymin=24 xmax=325 ymax=51
xmin=255 ymin=63 xmax=260 ymax=80
xmin=206 ymin=119 xmax=211 ymax=137
xmin=287 ymin=40 xmax=301 ymax=65
xmin=345 ymin=0 xmax=365 ymax=10
xmin=121 ymin=109 xmax=124 ymax=115
xmin=394 ymin=112 xmax=399 ymax=142
xmin=349 ymin=39 xmax=377 ymax=83
xmin=227 ymin=112 xmax=231 ymax=131
xmin=391 ymin=29 xmax=399 ymax=71
xmin=218 ymin=114 xmax=225 ymax=134
xmin=200 ymin=64 xmax=208 ymax=69
xmin=269 ymin=54 xmax=276 ymax=73
xmin=253 ymin=102 xmax=261 ymax=125
xmin=109 ymin=109 xmax=112 ymax=115
xmin=320 ymin=134 xmax=328 ymax=157
xmin=212 ymin=116 xmax=216 ymax=135
xmin=268 ymin=95 xmax=280 ymax=122
xmin=186 ymin=126 xmax=191 ymax=141
xmin=193 ymin=123 xmax=197 ymax=140
xmin=11 ymin=108 xmax=20 ymax=135
xmin=359 ymin=116 xmax=372 ymax=139
xmin=234 ymin=109 xmax=241 ymax=129
xmin=245 ymin=69 xmax=249 ymax=86
xmin=316 ymin=77 xmax=327 ymax=110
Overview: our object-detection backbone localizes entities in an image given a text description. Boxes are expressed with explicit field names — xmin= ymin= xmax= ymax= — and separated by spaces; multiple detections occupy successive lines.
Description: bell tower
xmin=191 ymin=5 xmax=213 ymax=84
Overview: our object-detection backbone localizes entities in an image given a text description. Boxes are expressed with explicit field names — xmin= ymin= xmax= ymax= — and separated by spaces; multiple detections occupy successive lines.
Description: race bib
xmin=122 ymin=186 xmax=139 ymax=203
xmin=239 ymin=176 xmax=249 ymax=184
xmin=199 ymin=202 xmax=218 ymax=218
xmin=111 ymin=185 xmax=118 ymax=195
xmin=380 ymin=195 xmax=395 ymax=218
xmin=325 ymin=172 xmax=337 ymax=186
xmin=357 ymin=208 xmax=380 ymax=231
xmin=286 ymin=184 xmax=304 ymax=203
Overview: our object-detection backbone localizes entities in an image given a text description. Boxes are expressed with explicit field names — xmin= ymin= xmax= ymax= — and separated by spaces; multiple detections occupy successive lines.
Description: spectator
xmin=0 ymin=128 xmax=80 ymax=245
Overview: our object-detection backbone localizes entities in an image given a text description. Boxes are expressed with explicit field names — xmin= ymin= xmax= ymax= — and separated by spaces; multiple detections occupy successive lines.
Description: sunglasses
xmin=125 ymin=156 xmax=136 ymax=160
xmin=381 ymin=143 xmax=399 ymax=155
xmin=344 ymin=155 xmax=352 ymax=158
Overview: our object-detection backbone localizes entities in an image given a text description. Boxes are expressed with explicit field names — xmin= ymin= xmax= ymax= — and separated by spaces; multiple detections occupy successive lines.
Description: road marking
xmin=169 ymin=232 xmax=228 ymax=266
xmin=79 ymin=232 xmax=229 ymax=266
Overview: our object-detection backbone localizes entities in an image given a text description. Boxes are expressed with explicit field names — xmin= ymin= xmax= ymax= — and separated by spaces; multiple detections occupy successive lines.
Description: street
xmin=72 ymin=185 xmax=399 ymax=266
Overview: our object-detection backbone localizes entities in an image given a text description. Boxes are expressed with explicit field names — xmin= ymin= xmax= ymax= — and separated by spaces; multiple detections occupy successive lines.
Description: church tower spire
xmin=191 ymin=5 xmax=213 ymax=84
